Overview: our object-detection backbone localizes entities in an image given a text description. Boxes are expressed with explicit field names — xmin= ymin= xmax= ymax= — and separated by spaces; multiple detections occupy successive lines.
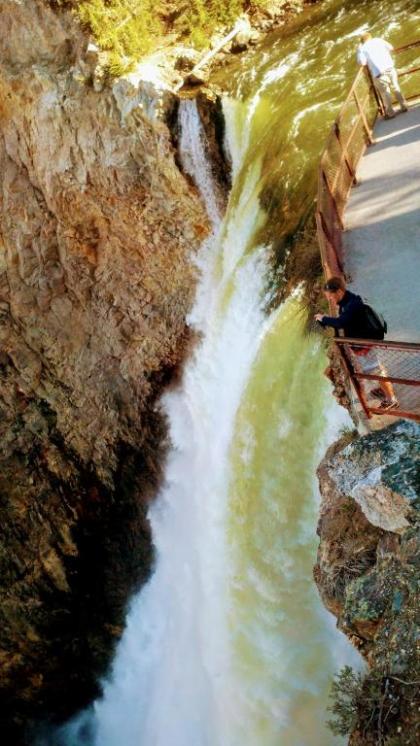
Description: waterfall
xmin=53 ymin=95 xmax=356 ymax=746
xmin=90 ymin=100 xmax=278 ymax=746
xmin=35 ymin=4 xmax=420 ymax=742
xmin=178 ymin=100 xmax=222 ymax=230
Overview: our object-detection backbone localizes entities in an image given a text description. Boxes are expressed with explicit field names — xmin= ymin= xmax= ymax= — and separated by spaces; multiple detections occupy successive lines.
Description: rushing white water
xmin=178 ymin=100 xmax=222 ymax=230
xmin=91 ymin=101 xmax=277 ymax=746
xmin=55 ymin=93 xmax=358 ymax=746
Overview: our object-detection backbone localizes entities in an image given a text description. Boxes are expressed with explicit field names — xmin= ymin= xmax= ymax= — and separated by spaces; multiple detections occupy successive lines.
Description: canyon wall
xmin=315 ymin=420 xmax=420 ymax=745
xmin=0 ymin=0 xmax=211 ymax=738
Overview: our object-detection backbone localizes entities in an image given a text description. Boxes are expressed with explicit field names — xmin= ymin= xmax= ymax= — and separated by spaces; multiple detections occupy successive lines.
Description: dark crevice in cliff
xmin=195 ymin=92 xmax=232 ymax=196
xmin=165 ymin=95 xmax=182 ymax=164
xmin=168 ymin=90 xmax=232 ymax=213
xmin=0 ymin=378 xmax=167 ymax=741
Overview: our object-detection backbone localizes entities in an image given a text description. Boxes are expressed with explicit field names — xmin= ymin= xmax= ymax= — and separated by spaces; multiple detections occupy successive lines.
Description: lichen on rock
xmin=315 ymin=420 xmax=420 ymax=744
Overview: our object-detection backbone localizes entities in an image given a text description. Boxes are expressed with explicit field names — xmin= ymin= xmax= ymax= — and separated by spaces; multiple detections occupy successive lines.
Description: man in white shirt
xmin=357 ymin=32 xmax=408 ymax=118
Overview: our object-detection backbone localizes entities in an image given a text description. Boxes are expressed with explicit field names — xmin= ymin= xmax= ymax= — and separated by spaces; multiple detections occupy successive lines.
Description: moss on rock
xmin=316 ymin=421 xmax=420 ymax=744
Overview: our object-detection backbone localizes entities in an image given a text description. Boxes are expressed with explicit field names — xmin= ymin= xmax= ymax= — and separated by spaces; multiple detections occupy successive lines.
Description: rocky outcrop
xmin=0 ymin=0 xmax=210 ymax=739
xmin=315 ymin=421 xmax=420 ymax=745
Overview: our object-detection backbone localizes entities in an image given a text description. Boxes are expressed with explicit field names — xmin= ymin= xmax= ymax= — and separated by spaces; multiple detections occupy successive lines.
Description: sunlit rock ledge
xmin=315 ymin=420 xmax=420 ymax=744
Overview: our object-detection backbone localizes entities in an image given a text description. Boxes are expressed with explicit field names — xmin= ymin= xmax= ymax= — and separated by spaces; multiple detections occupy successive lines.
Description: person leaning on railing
xmin=315 ymin=277 xmax=398 ymax=411
xmin=357 ymin=31 xmax=408 ymax=119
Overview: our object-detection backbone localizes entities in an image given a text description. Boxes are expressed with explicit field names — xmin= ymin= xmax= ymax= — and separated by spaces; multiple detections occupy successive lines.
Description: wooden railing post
xmin=321 ymin=169 xmax=345 ymax=230
xmin=334 ymin=122 xmax=357 ymax=185
xmin=315 ymin=210 xmax=343 ymax=276
xmin=353 ymin=89 xmax=375 ymax=144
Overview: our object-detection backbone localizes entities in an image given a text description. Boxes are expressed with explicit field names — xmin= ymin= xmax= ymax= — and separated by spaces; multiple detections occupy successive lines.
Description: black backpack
xmin=361 ymin=302 xmax=387 ymax=340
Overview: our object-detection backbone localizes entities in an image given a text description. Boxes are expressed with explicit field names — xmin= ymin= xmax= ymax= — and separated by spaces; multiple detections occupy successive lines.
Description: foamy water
xmin=90 ymin=101 xmax=279 ymax=746
xmin=54 ymin=93 xmax=357 ymax=746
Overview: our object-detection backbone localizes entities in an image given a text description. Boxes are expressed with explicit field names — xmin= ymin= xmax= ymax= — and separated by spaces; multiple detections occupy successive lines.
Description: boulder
xmin=315 ymin=420 xmax=420 ymax=744
xmin=174 ymin=48 xmax=200 ymax=72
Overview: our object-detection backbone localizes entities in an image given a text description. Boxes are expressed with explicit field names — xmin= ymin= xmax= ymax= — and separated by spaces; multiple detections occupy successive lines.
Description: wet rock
xmin=196 ymin=90 xmax=231 ymax=201
xmin=324 ymin=343 xmax=353 ymax=415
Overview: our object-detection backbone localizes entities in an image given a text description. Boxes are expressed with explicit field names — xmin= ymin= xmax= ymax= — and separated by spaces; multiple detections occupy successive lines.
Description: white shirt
xmin=357 ymin=38 xmax=394 ymax=77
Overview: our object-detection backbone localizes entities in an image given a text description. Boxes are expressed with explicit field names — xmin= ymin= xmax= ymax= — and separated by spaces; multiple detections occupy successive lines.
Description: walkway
xmin=340 ymin=103 xmax=420 ymax=426
xmin=343 ymin=103 xmax=420 ymax=342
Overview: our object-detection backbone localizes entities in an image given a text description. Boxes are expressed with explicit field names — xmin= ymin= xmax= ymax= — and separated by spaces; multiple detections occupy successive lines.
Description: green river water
xmin=219 ymin=2 xmax=419 ymax=743
xmin=217 ymin=0 xmax=420 ymax=245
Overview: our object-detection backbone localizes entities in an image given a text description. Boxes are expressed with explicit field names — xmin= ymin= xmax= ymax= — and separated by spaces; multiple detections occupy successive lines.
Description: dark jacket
xmin=320 ymin=290 xmax=369 ymax=338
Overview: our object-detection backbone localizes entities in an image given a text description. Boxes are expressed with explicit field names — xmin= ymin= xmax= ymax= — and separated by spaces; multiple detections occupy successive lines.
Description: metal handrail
xmin=316 ymin=40 xmax=420 ymax=422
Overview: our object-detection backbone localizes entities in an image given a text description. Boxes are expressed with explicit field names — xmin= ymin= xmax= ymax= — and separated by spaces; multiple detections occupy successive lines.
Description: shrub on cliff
xmin=173 ymin=0 xmax=243 ymax=48
xmin=56 ymin=1 xmax=280 ymax=71
xmin=327 ymin=666 xmax=363 ymax=737
xmin=76 ymin=0 xmax=162 ymax=73
xmin=328 ymin=665 xmax=420 ymax=745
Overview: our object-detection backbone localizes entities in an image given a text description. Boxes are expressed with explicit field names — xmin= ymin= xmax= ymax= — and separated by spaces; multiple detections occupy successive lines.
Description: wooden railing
xmin=316 ymin=40 xmax=420 ymax=422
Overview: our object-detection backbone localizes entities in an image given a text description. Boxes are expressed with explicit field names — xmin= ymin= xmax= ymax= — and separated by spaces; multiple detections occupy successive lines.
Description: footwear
xmin=371 ymin=387 xmax=386 ymax=400
xmin=378 ymin=398 xmax=399 ymax=411
xmin=400 ymin=105 xmax=408 ymax=113
xmin=384 ymin=111 xmax=396 ymax=119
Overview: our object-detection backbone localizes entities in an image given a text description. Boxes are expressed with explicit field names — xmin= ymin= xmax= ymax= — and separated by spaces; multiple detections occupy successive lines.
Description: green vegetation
xmin=57 ymin=1 xmax=275 ymax=74
xmin=174 ymin=0 xmax=245 ymax=49
xmin=76 ymin=0 xmax=163 ymax=74
xmin=279 ymin=216 xmax=324 ymax=317
xmin=327 ymin=666 xmax=363 ymax=737
xmin=327 ymin=665 xmax=420 ymax=745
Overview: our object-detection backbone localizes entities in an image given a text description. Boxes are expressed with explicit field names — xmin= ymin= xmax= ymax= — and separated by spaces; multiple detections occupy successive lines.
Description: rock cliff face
xmin=315 ymin=421 xmax=420 ymax=745
xmin=0 ymin=0 xmax=213 ymax=739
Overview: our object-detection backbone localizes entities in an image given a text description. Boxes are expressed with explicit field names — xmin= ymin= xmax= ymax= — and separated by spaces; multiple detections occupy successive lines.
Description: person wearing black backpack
xmin=315 ymin=277 xmax=398 ymax=411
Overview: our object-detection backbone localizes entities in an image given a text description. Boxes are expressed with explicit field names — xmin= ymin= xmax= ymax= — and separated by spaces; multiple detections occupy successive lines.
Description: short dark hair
xmin=323 ymin=276 xmax=346 ymax=292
